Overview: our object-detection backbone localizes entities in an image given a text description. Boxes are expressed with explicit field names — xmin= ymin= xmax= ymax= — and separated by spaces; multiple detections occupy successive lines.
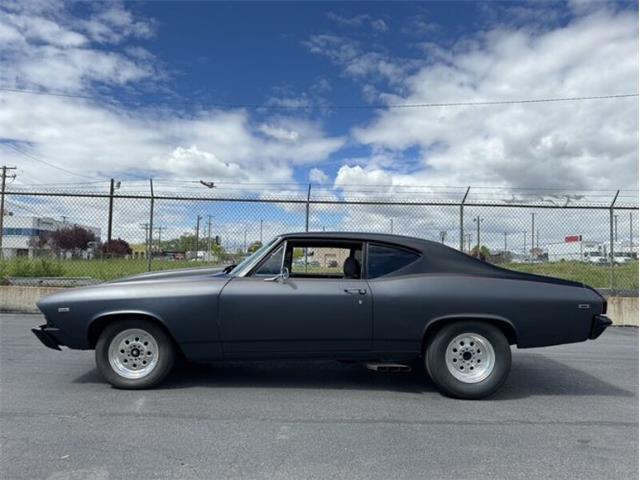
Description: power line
xmin=2 ymin=143 xmax=103 ymax=181
xmin=0 ymin=87 xmax=636 ymax=109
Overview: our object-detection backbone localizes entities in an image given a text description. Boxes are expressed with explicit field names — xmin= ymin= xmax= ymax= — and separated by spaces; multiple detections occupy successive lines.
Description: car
xmin=32 ymin=232 xmax=612 ymax=399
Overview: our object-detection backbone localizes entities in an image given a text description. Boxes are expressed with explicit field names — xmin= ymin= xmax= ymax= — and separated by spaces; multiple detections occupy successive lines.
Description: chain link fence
xmin=1 ymin=182 xmax=637 ymax=292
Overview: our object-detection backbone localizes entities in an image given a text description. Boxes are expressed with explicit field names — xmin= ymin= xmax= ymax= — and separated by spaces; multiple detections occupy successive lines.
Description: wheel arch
xmin=420 ymin=314 xmax=518 ymax=355
xmin=87 ymin=311 xmax=181 ymax=355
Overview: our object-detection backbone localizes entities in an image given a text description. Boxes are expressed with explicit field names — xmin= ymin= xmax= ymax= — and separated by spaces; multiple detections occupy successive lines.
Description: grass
xmin=0 ymin=258 xmax=223 ymax=282
xmin=503 ymin=260 xmax=638 ymax=290
xmin=1 ymin=257 xmax=637 ymax=290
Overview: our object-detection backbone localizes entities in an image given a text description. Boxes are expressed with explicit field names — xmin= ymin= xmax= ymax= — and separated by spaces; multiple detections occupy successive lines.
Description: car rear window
xmin=367 ymin=243 xmax=420 ymax=278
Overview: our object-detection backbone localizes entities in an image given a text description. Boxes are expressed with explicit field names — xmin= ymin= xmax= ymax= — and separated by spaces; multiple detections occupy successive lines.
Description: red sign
xmin=564 ymin=235 xmax=582 ymax=243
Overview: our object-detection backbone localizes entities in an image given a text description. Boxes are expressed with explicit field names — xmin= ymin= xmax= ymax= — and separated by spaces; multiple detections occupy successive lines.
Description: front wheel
xmin=95 ymin=319 xmax=175 ymax=389
xmin=425 ymin=321 xmax=511 ymax=399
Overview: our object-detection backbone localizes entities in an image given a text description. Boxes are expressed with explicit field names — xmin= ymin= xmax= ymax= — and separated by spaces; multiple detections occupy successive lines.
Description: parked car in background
xmin=33 ymin=232 xmax=611 ymax=399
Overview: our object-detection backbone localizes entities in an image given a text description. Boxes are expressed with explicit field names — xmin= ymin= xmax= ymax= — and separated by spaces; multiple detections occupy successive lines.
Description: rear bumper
xmin=31 ymin=325 xmax=63 ymax=350
xmin=589 ymin=315 xmax=613 ymax=340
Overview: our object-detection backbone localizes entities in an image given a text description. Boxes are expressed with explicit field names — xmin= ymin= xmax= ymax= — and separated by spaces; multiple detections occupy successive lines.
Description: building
xmin=1 ymin=216 xmax=101 ymax=259
xmin=545 ymin=239 xmax=636 ymax=263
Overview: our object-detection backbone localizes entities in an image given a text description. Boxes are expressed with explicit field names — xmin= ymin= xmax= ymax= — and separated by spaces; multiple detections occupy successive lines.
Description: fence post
xmin=609 ymin=190 xmax=619 ymax=291
xmin=147 ymin=178 xmax=154 ymax=272
xmin=305 ymin=183 xmax=311 ymax=232
xmin=107 ymin=178 xmax=115 ymax=246
xmin=0 ymin=166 xmax=17 ymax=260
xmin=459 ymin=187 xmax=470 ymax=251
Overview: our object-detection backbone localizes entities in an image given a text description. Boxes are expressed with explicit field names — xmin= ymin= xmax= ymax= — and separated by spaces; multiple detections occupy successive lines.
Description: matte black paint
xmin=34 ymin=232 xmax=608 ymax=362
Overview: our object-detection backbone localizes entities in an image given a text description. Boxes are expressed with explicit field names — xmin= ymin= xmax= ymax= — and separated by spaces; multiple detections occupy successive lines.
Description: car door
xmin=218 ymin=240 xmax=372 ymax=355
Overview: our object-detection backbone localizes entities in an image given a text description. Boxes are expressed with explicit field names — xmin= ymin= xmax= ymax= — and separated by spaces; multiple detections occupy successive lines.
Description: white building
xmin=1 ymin=216 xmax=101 ymax=259
xmin=546 ymin=239 xmax=636 ymax=263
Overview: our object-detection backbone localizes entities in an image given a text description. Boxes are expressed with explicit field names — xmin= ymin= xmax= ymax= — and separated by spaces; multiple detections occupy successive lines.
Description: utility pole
xmin=107 ymin=178 xmax=116 ymax=247
xmin=259 ymin=219 xmax=263 ymax=243
xmin=504 ymin=232 xmax=508 ymax=255
xmin=614 ymin=214 xmax=618 ymax=243
xmin=194 ymin=215 xmax=201 ymax=259
xmin=523 ymin=231 xmax=527 ymax=256
xmin=243 ymin=226 xmax=247 ymax=253
xmin=459 ymin=187 xmax=470 ymax=251
xmin=0 ymin=166 xmax=16 ymax=259
xmin=609 ymin=191 xmax=619 ymax=290
xmin=147 ymin=179 xmax=154 ymax=271
xmin=305 ymin=184 xmax=311 ymax=232
xmin=140 ymin=223 xmax=150 ymax=259
xmin=440 ymin=231 xmax=447 ymax=244
xmin=207 ymin=215 xmax=213 ymax=262
xmin=530 ymin=212 xmax=535 ymax=262
xmin=466 ymin=233 xmax=472 ymax=253
xmin=630 ymin=211 xmax=634 ymax=258
xmin=155 ymin=226 xmax=164 ymax=251
xmin=473 ymin=216 xmax=482 ymax=256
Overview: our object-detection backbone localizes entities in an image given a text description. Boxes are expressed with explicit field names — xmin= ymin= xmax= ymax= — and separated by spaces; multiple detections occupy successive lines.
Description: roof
xmin=278 ymin=231 xmax=582 ymax=286
xmin=280 ymin=231 xmax=436 ymax=252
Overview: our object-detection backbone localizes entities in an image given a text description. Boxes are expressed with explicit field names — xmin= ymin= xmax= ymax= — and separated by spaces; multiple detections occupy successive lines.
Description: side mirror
xmin=264 ymin=266 xmax=289 ymax=283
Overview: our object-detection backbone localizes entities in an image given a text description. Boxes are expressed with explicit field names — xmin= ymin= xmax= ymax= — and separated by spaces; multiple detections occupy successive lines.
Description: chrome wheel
xmin=108 ymin=328 xmax=159 ymax=380
xmin=445 ymin=333 xmax=495 ymax=383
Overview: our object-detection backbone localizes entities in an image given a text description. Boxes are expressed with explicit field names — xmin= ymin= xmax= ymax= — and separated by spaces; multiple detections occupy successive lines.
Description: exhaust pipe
xmin=365 ymin=363 xmax=412 ymax=373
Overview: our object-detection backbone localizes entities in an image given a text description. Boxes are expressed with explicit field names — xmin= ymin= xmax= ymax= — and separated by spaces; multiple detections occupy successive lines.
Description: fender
xmin=421 ymin=313 xmax=518 ymax=346
xmin=87 ymin=309 xmax=169 ymax=348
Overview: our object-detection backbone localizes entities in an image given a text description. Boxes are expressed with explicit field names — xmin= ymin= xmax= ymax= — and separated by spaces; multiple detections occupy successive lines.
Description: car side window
xmin=253 ymin=244 xmax=285 ymax=276
xmin=367 ymin=243 xmax=420 ymax=279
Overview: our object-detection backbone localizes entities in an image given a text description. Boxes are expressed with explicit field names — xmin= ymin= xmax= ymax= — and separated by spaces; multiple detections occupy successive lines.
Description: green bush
xmin=0 ymin=258 xmax=66 ymax=278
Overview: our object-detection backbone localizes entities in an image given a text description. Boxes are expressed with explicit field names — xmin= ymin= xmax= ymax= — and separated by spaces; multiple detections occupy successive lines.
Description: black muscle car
xmin=32 ymin=232 xmax=612 ymax=399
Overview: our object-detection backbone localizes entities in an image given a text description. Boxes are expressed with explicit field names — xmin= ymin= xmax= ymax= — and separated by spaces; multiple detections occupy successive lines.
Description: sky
xmin=0 ymin=0 xmax=638 ymax=191
xmin=0 ymin=1 xmax=638 ymax=249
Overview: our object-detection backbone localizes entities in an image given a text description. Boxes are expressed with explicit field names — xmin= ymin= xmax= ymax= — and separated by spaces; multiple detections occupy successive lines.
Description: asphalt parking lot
xmin=1 ymin=313 xmax=637 ymax=480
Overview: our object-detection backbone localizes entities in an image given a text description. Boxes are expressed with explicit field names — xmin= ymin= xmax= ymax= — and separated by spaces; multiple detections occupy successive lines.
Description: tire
xmin=424 ymin=321 xmax=511 ymax=399
xmin=95 ymin=319 xmax=175 ymax=389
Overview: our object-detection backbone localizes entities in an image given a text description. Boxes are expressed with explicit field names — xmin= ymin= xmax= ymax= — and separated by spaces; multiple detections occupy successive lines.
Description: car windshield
xmin=228 ymin=237 xmax=280 ymax=276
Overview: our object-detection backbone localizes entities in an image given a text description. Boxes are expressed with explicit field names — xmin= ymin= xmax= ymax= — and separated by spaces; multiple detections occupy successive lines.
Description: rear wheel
xmin=95 ymin=319 xmax=175 ymax=389
xmin=425 ymin=321 xmax=511 ymax=399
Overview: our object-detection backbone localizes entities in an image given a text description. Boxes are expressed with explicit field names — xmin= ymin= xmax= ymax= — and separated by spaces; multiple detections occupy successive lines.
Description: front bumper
xmin=31 ymin=325 xmax=63 ymax=350
xmin=589 ymin=315 xmax=613 ymax=340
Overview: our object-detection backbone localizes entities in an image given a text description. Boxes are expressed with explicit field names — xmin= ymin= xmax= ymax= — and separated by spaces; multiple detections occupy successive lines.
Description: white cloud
xmin=259 ymin=124 xmax=300 ymax=142
xmin=350 ymin=8 xmax=639 ymax=191
xmin=163 ymin=146 xmax=246 ymax=179
xmin=0 ymin=2 xmax=344 ymax=190
xmin=0 ymin=2 xmax=157 ymax=92
xmin=302 ymin=34 xmax=413 ymax=84
xmin=371 ymin=19 xmax=389 ymax=32
xmin=309 ymin=168 xmax=328 ymax=183
xmin=326 ymin=12 xmax=388 ymax=32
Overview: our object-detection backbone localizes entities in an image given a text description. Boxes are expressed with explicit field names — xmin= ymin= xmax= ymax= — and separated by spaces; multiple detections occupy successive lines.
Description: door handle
xmin=344 ymin=288 xmax=367 ymax=295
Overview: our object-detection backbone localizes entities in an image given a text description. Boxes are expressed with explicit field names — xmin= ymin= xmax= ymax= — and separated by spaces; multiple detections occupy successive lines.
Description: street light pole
xmin=195 ymin=215 xmax=201 ymax=260
xmin=473 ymin=216 xmax=482 ymax=256
xmin=530 ymin=212 xmax=535 ymax=262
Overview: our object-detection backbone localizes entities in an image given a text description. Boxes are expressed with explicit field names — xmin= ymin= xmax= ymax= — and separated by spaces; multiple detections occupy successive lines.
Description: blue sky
xmin=0 ymin=1 xmax=638 ymax=196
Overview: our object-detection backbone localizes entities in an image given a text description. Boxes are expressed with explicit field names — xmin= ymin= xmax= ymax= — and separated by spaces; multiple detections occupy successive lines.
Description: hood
xmin=107 ymin=267 xmax=227 ymax=284
xmin=36 ymin=267 xmax=230 ymax=317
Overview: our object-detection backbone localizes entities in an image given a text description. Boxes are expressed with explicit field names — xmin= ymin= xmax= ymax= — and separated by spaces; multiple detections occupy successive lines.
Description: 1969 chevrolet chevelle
xmin=33 ymin=232 xmax=612 ymax=399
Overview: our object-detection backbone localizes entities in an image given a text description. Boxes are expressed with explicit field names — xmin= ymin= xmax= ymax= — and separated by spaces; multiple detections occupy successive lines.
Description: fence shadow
xmin=73 ymin=352 xmax=634 ymax=400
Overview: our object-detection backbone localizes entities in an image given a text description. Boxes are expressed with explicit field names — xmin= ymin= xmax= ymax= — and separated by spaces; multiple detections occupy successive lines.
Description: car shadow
xmin=73 ymin=352 xmax=634 ymax=400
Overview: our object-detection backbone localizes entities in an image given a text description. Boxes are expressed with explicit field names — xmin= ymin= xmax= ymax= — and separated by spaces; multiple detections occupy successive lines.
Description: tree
xmin=102 ymin=238 xmax=132 ymax=257
xmin=470 ymin=245 xmax=491 ymax=261
xmin=247 ymin=241 xmax=262 ymax=253
xmin=51 ymin=226 xmax=96 ymax=252
xmin=27 ymin=230 xmax=54 ymax=256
